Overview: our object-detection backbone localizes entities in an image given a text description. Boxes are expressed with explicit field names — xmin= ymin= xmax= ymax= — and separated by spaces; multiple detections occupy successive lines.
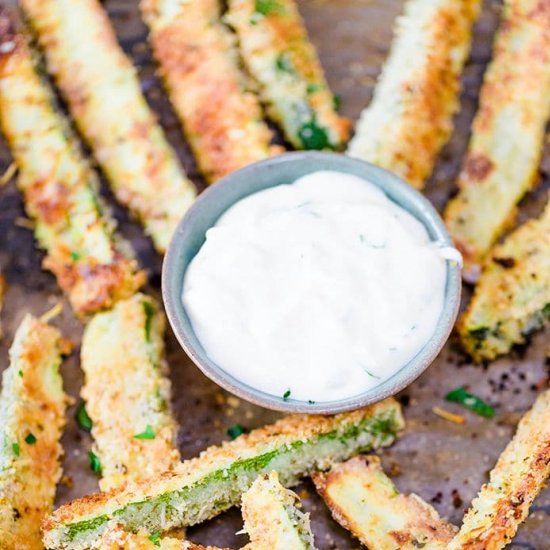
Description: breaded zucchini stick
xmin=0 ymin=315 xmax=68 ymax=549
xmin=141 ymin=0 xmax=279 ymax=184
xmin=226 ymin=0 xmax=349 ymax=150
xmin=312 ymin=456 xmax=457 ymax=550
xmin=20 ymin=0 xmax=197 ymax=253
xmin=81 ymin=293 xmax=180 ymax=492
xmin=241 ymin=471 xmax=317 ymax=550
xmin=347 ymin=0 xmax=481 ymax=189
xmin=445 ymin=0 xmax=550 ymax=275
xmin=43 ymin=399 xmax=403 ymax=549
xmin=448 ymin=389 xmax=550 ymax=550
xmin=0 ymin=14 xmax=144 ymax=317
xmin=459 ymin=198 xmax=550 ymax=361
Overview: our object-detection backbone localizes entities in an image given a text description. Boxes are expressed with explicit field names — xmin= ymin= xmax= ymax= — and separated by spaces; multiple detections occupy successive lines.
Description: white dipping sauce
xmin=182 ymin=171 xmax=449 ymax=402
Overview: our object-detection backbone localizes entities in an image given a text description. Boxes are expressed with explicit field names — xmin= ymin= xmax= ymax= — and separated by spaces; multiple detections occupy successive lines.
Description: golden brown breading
xmin=347 ymin=0 xmax=481 ymax=189
xmin=445 ymin=0 xmax=550 ymax=276
xmin=42 ymin=399 xmax=403 ymax=549
xmin=0 ymin=315 xmax=69 ymax=549
xmin=448 ymin=389 xmax=550 ymax=550
xmin=242 ymin=471 xmax=317 ymax=550
xmin=81 ymin=294 xmax=180 ymax=492
xmin=141 ymin=0 xmax=280 ymax=183
xmin=0 ymin=11 xmax=145 ymax=317
xmin=98 ymin=525 xmax=187 ymax=550
xmin=312 ymin=456 xmax=456 ymax=550
xmin=458 ymin=197 xmax=550 ymax=361
xmin=226 ymin=0 xmax=349 ymax=151
xmin=19 ymin=0 xmax=196 ymax=253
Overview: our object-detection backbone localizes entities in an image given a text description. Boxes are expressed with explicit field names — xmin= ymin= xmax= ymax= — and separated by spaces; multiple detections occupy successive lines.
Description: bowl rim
xmin=162 ymin=151 xmax=462 ymax=414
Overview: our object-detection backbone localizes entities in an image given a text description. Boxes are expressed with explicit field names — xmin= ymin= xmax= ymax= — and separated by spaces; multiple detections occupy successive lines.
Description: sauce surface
xmin=182 ymin=171 xmax=449 ymax=402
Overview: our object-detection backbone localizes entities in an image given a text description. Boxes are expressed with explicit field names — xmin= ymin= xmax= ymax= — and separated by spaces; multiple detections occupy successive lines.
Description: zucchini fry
xmin=242 ymin=471 xmax=317 ymax=550
xmin=141 ymin=0 xmax=280 ymax=183
xmin=42 ymin=399 xmax=403 ymax=549
xmin=0 ymin=13 xmax=145 ymax=317
xmin=226 ymin=0 xmax=349 ymax=150
xmin=20 ymin=0 xmax=197 ymax=253
xmin=459 ymin=198 xmax=550 ymax=361
xmin=347 ymin=0 xmax=481 ymax=189
xmin=445 ymin=0 xmax=550 ymax=274
xmin=0 ymin=315 xmax=68 ymax=549
xmin=81 ymin=293 xmax=180 ymax=492
xmin=312 ymin=456 xmax=457 ymax=550
xmin=448 ymin=389 xmax=550 ymax=550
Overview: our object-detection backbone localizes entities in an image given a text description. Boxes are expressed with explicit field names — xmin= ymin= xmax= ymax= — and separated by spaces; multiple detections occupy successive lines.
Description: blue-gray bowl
xmin=162 ymin=152 xmax=461 ymax=414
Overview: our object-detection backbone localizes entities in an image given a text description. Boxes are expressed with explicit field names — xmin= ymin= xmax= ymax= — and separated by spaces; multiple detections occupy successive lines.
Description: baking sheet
xmin=1 ymin=0 xmax=550 ymax=548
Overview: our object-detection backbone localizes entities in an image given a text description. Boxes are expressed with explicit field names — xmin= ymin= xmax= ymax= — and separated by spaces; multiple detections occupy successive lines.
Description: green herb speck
xmin=76 ymin=402 xmax=93 ymax=432
xmin=18 ymin=370 xmax=23 ymax=378
xmin=275 ymin=53 xmax=294 ymax=74
xmin=88 ymin=450 xmax=102 ymax=473
xmin=227 ymin=424 xmax=246 ymax=440
xmin=298 ymin=120 xmax=331 ymax=150
xmin=12 ymin=442 xmax=20 ymax=456
xmin=283 ymin=389 xmax=291 ymax=401
xmin=255 ymin=0 xmax=284 ymax=15
xmin=134 ymin=424 xmax=156 ymax=440
xmin=24 ymin=433 xmax=36 ymax=445
xmin=445 ymin=387 xmax=495 ymax=418
xmin=70 ymin=251 xmax=81 ymax=262
xmin=333 ymin=94 xmax=342 ymax=111
xmin=306 ymin=83 xmax=324 ymax=95
xmin=148 ymin=532 xmax=161 ymax=547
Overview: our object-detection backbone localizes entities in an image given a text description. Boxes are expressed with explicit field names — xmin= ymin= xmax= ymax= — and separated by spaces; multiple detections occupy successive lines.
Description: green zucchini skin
xmin=43 ymin=399 xmax=403 ymax=549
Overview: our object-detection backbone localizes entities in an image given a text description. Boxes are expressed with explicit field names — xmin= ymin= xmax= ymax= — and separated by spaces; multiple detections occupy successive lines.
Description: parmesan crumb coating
xmin=312 ymin=455 xmax=457 ymax=550
xmin=141 ymin=0 xmax=281 ymax=183
xmin=42 ymin=399 xmax=403 ymax=549
xmin=0 ymin=315 xmax=68 ymax=549
xmin=0 ymin=14 xmax=145 ymax=317
xmin=81 ymin=294 xmax=180 ymax=492
xmin=242 ymin=471 xmax=317 ymax=550
xmin=19 ymin=0 xmax=197 ymax=253
xmin=459 ymin=198 xmax=550 ymax=362
xmin=227 ymin=0 xmax=349 ymax=151
xmin=347 ymin=0 xmax=481 ymax=189
xmin=445 ymin=0 xmax=550 ymax=275
xmin=448 ymin=389 xmax=550 ymax=550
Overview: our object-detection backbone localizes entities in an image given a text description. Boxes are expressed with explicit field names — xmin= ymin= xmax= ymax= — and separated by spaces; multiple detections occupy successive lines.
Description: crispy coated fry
xmin=445 ymin=0 xmax=550 ymax=276
xmin=141 ymin=0 xmax=280 ymax=183
xmin=20 ymin=0 xmax=197 ymax=253
xmin=242 ymin=471 xmax=317 ymax=550
xmin=312 ymin=456 xmax=456 ymax=550
xmin=0 ymin=315 xmax=68 ymax=549
xmin=448 ymin=389 xmax=550 ymax=550
xmin=81 ymin=294 xmax=180 ymax=492
xmin=43 ymin=399 xmax=403 ymax=549
xmin=347 ymin=0 xmax=481 ymax=189
xmin=0 ymin=13 xmax=145 ymax=316
xmin=459 ymin=198 xmax=550 ymax=361
xmin=227 ymin=0 xmax=349 ymax=150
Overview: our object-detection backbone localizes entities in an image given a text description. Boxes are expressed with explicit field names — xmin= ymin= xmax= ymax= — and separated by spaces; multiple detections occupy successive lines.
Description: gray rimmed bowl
xmin=162 ymin=152 xmax=461 ymax=414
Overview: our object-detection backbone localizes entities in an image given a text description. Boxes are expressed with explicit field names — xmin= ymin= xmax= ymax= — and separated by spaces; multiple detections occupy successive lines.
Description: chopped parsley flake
xmin=254 ymin=0 xmax=284 ymax=15
xmin=306 ymin=83 xmax=324 ymax=94
xmin=70 ymin=251 xmax=81 ymax=261
xmin=298 ymin=120 xmax=331 ymax=150
xmin=445 ymin=387 xmax=495 ymax=418
xmin=88 ymin=450 xmax=102 ymax=473
xmin=148 ymin=532 xmax=161 ymax=547
xmin=12 ymin=442 xmax=20 ymax=456
xmin=18 ymin=370 xmax=23 ymax=378
xmin=333 ymin=94 xmax=342 ymax=111
xmin=134 ymin=424 xmax=156 ymax=440
xmin=24 ymin=433 xmax=36 ymax=445
xmin=283 ymin=389 xmax=291 ymax=401
xmin=275 ymin=53 xmax=294 ymax=74
xmin=227 ymin=424 xmax=246 ymax=440
xmin=76 ymin=402 xmax=93 ymax=432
